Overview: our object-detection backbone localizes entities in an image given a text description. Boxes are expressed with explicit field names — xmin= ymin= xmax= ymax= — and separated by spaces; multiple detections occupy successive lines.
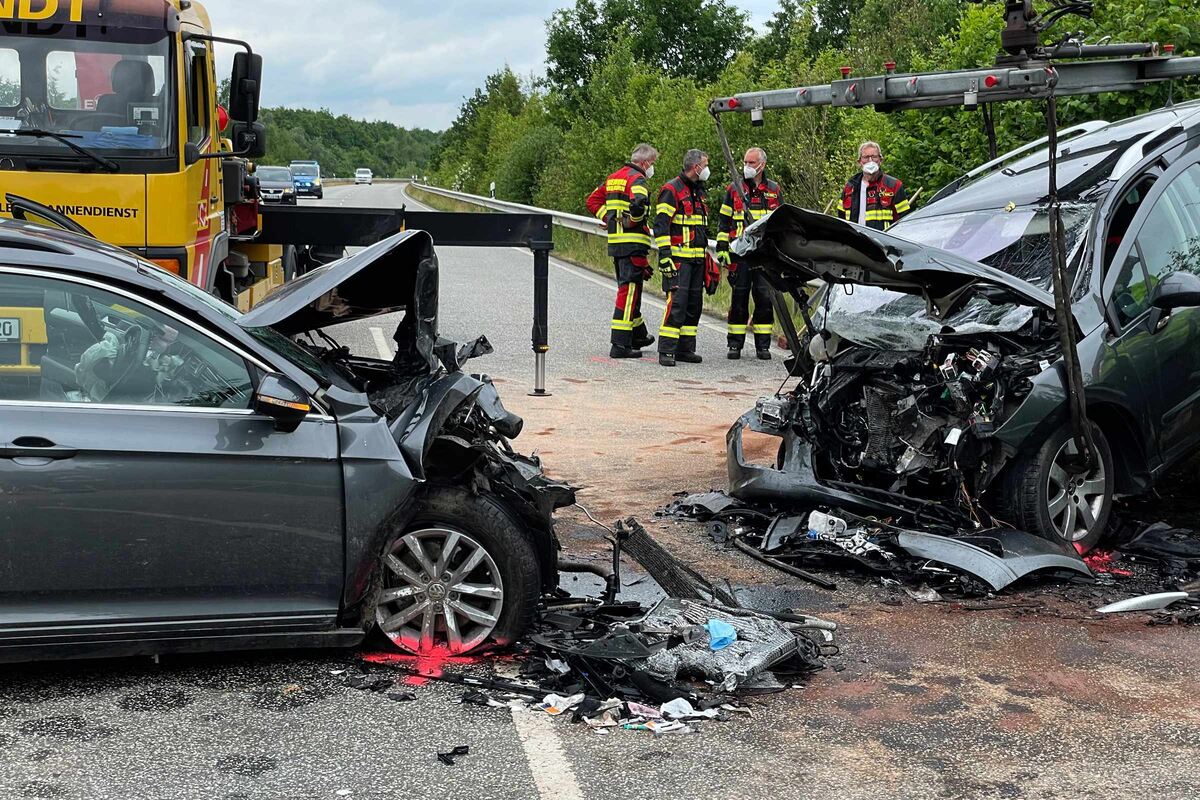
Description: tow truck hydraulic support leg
xmin=530 ymin=241 xmax=553 ymax=396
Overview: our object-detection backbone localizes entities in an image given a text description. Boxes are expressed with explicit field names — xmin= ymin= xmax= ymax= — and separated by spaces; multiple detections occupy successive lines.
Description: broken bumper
xmin=727 ymin=403 xmax=938 ymax=522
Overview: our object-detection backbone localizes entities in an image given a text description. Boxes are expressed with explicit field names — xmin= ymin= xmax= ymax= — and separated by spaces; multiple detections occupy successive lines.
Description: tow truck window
xmin=183 ymin=44 xmax=210 ymax=145
xmin=0 ymin=26 xmax=173 ymax=161
xmin=0 ymin=49 xmax=19 ymax=107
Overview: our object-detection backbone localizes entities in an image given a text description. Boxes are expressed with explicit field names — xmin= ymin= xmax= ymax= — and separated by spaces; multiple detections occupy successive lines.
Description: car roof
xmin=910 ymin=99 xmax=1200 ymax=219
xmin=0 ymin=219 xmax=225 ymax=313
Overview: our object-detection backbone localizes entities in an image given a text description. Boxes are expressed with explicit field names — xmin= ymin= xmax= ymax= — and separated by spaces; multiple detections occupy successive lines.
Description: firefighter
xmin=598 ymin=143 xmax=658 ymax=358
xmin=655 ymin=149 xmax=712 ymax=367
xmin=836 ymin=141 xmax=911 ymax=230
xmin=716 ymin=147 xmax=782 ymax=360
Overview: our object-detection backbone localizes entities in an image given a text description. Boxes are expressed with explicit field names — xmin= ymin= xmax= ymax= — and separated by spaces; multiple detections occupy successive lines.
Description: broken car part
xmin=897 ymin=529 xmax=1093 ymax=591
xmin=1096 ymin=592 xmax=1190 ymax=613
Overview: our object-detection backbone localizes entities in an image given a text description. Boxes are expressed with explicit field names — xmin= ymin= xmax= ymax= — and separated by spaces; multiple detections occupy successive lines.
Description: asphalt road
xmin=1 ymin=183 xmax=1196 ymax=800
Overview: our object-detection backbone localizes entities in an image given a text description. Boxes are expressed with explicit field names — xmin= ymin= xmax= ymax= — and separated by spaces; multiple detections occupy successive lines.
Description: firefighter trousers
xmin=610 ymin=255 xmax=651 ymax=348
xmin=659 ymin=258 xmax=704 ymax=356
xmin=727 ymin=261 xmax=774 ymax=351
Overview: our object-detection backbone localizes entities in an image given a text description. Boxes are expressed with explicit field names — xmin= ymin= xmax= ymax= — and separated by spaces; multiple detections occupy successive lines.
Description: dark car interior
xmin=0 ymin=273 xmax=252 ymax=408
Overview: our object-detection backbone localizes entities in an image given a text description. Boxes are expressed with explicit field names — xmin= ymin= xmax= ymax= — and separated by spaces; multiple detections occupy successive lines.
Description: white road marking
xmin=509 ymin=704 xmax=587 ymax=800
xmin=369 ymin=326 xmax=393 ymax=359
xmin=494 ymin=664 xmax=585 ymax=800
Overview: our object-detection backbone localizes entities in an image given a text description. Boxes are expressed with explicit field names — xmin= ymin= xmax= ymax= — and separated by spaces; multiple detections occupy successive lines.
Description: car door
xmin=1102 ymin=157 xmax=1200 ymax=465
xmin=0 ymin=268 xmax=344 ymax=634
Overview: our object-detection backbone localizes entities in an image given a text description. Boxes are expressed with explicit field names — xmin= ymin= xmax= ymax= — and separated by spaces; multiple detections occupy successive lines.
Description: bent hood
xmin=731 ymin=205 xmax=1057 ymax=319
xmin=238 ymin=229 xmax=437 ymax=337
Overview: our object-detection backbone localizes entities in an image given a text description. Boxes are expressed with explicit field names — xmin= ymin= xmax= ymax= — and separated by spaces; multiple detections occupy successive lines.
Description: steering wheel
xmin=107 ymin=323 xmax=151 ymax=393
xmin=70 ymin=292 xmax=106 ymax=340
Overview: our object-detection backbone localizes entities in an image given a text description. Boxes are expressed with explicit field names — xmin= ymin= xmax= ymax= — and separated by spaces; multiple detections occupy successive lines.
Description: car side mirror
xmin=1151 ymin=271 xmax=1200 ymax=311
xmin=254 ymin=373 xmax=311 ymax=432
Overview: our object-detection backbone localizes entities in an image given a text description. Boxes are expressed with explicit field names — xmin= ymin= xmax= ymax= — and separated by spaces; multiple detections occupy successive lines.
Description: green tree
xmin=545 ymin=0 xmax=750 ymax=105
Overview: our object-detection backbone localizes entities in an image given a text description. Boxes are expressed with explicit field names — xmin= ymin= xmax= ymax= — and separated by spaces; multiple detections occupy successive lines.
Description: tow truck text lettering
xmin=0 ymin=0 xmax=84 ymax=23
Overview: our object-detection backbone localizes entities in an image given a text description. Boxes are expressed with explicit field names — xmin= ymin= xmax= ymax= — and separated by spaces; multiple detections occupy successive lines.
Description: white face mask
xmin=698 ymin=166 xmax=711 ymax=182
xmin=862 ymin=161 xmax=881 ymax=177
xmin=743 ymin=164 xmax=759 ymax=180
xmin=644 ymin=164 xmax=655 ymax=179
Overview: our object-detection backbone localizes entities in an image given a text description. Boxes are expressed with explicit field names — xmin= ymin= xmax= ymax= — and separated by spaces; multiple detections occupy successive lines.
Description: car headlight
xmin=283 ymin=187 xmax=294 ymax=194
xmin=313 ymin=178 xmax=322 ymax=186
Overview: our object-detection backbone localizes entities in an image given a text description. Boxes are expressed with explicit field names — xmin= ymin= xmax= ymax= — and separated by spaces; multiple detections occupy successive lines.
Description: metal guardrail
xmin=412 ymin=182 xmax=719 ymax=249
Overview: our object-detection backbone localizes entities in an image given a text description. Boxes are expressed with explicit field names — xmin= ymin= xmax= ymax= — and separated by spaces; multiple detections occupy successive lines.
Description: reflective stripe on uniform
xmin=894 ymin=199 xmax=911 ymax=214
xmin=680 ymin=326 xmax=698 ymax=337
xmin=659 ymin=326 xmax=680 ymax=339
xmin=656 ymin=202 xmax=677 ymax=216
xmin=654 ymin=235 xmax=673 ymax=250
xmin=752 ymin=323 xmax=774 ymax=335
xmin=671 ymin=246 xmax=706 ymax=258
xmin=727 ymin=323 xmax=748 ymax=335
xmin=610 ymin=232 xmax=652 ymax=245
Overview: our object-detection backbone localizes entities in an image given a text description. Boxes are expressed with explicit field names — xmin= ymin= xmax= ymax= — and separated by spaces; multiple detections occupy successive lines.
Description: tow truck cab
xmin=0 ymin=0 xmax=281 ymax=309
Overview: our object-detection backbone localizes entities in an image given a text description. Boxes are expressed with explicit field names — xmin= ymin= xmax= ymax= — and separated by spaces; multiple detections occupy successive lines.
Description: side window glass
xmin=0 ymin=48 xmax=20 ymax=107
xmin=1103 ymin=176 xmax=1156 ymax=271
xmin=0 ymin=273 xmax=252 ymax=408
xmin=1111 ymin=243 xmax=1149 ymax=327
xmin=184 ymin=45 xmax=210 ymax=145
xmin=1111 ymin=164 xmax=1200 ymax=327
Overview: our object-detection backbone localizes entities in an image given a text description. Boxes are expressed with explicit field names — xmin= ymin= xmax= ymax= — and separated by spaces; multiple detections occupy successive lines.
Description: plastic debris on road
xmin=436 ymin=745 xmax=470 ymax=766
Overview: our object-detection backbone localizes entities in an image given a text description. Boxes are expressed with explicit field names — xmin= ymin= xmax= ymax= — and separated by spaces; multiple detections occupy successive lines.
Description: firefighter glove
xmin=715 ymin=249 xmax=731 ymax=268
xmin=660 ymin=258 xmax=678 ymax=293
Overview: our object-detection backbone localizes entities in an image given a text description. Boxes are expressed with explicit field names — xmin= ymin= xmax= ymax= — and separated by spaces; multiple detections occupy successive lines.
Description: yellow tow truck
xmin=0 ymin=0 xmax=287 ymax=377
xmin=0 ymin=0 xmax=558 ymax=393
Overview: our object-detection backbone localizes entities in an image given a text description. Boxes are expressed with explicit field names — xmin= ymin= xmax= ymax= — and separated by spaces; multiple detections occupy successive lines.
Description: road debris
xmin=1096 ymin=592 xmax=1190 ymax=613
xmin=436 ymin=745 xmax=470 ymax=766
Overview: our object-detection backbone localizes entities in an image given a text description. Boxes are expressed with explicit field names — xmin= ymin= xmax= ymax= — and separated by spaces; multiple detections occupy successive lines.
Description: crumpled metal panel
xmin=897 ymin=528 xmax=1093 ymax=591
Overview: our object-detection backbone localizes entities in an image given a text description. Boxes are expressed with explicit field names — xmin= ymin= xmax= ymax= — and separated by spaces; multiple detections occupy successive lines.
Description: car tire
xmin=1000 ymin=423 xmax=1114 ymax=552
xmin=315 ymin=190 xmax=323 ymax=200
xmin=374 ymin=487 xmax=541 ymax=654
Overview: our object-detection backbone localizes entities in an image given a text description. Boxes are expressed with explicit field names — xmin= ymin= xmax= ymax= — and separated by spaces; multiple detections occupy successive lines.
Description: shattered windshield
xmin=821 ymin=204 xmax=1093 ymax=350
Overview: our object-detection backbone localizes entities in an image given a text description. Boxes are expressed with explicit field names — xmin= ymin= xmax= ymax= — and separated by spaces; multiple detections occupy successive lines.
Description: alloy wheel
xmin=376 ymin=527 xmax=505 ymax=654
xmin=1046 ymin=440 xmax=1108 ymax=543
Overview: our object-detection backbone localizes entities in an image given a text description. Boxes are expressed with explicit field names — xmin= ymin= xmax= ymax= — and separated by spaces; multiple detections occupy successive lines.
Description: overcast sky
xmin=202 ymin=1 xmax=783 ymax=131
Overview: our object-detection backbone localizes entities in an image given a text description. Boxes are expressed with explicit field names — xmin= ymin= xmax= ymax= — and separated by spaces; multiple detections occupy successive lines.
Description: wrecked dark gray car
xmin=729 ymin=103 xmax=1200 ymax=551
xmin=0 ymin=222 xmax=572 ymax=662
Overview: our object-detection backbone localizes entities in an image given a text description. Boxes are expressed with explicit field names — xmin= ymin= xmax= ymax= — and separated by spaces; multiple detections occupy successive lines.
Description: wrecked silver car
xmin=0 ymin=222 xmax=571 ymax=662
xmin=728 ymin=107 xmax=1200 ymax=551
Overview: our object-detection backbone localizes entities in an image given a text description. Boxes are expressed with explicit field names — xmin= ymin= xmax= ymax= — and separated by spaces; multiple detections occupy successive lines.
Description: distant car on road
xmin=255 ymin=166 xmax=297 ymax=205
xmin=355 ymin=168 xmax=373 ymax=186
xmin=0 ymin=220 xmax=571 ymax=663
xmin=290 ymin=160 xmax=323 ymax=199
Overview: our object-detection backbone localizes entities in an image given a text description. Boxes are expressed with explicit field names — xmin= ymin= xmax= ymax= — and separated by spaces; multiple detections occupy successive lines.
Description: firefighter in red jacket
xmin=837 ymin=141 xmax=911 ymax=230
xmin=655 ymin=149 xmax=713 ymax=367
xmin=716 ymin=147 xmax=782 ymax=360
xmin=594 ymin=143 xmax=659 ymax=358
